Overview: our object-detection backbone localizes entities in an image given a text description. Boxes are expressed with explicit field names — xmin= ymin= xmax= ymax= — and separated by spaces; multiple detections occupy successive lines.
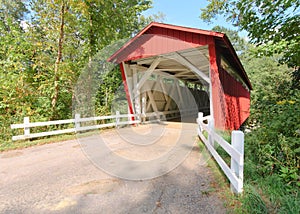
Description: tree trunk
xmin=51 ymin=0 xmax=66 ymax=118
xmin=88 ymin=8 xmax=96 ymax=64
xmin=85 ymin=11 xmax=95 ymax=117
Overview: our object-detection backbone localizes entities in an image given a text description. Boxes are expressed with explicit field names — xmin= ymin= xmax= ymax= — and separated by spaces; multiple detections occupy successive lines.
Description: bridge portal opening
xmin=120 ymin=46 xmax=211 ymax=123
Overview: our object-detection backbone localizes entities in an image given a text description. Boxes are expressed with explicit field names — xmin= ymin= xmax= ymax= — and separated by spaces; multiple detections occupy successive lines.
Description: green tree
xmin=201 ymin=0 xmax=300 ymax=88
xmin=71 ymin=0 xmax=152 ymax=62
xmin=0 ymin=0 xmax=154 ymax=144
xmin=28 ymin=0 xmax=153 ymax=119
xmin=29 ymin=0 xmax=79 ymax=119
xmin=0 ymin=0 xmax=37 ymax=143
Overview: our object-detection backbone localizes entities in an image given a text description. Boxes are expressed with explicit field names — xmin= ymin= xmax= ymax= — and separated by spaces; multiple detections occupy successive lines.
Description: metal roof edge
xmin=149 ymin=22 xmax=225 ymax=37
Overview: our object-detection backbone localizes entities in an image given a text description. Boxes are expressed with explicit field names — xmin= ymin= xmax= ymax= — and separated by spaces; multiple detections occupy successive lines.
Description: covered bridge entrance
xmin=108 ymin=22 xmax=252 ymax=130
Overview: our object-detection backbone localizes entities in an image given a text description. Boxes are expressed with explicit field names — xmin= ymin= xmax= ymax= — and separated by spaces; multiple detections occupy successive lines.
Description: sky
xmin=142 ymin=0 xmax=246 ymax=36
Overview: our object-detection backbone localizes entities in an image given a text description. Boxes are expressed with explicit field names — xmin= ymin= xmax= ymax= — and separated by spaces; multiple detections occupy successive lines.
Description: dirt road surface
xmin=0 ymin=122 xmax=226 ymax=214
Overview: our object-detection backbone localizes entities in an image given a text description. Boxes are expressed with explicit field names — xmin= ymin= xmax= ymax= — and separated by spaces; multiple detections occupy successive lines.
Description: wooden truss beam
xmin=133 ymin=57 xmax=162 ymax=94
xmin=132 ymin=64 xmax=188 ymax=73
xmin=173 ymin=52 xmax=210 ymax=84
xmin=174 ymin=70 xmax=193 ymax=77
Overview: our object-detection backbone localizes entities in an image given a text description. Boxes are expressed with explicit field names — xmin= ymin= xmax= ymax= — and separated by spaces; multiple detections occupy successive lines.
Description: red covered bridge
xmin=108 ymin=22 xmax=252 ymax=130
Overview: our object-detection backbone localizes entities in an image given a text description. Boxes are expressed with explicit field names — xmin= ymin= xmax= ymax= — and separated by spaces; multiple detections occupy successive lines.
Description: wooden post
xmin=198 ymin=111 xmax=203 ymax=127
xmin=197 ymin=112 xmax=203 ymax=134
xmin=75 ymin=114 xmax=80 ymax=132
xmin=208 ymin=117 xmax=214 ymax=148
xmin=24 ymin=117 xmax=30 ymax=137
xmin=198 ymin=112 xmax=203 ymax=120
xmin=230 ymin=130 xmax=244 ymax=194
xmin=116 ymin=111 xmax=120 ymax=128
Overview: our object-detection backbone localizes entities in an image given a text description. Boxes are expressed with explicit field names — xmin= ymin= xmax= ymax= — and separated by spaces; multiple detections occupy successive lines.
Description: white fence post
xmin=24 ymin=117 xmax=30 ymax=136
xmin=230 ymin=130 xmax=244 ymax=193
xmin=208 ymin=118 xmax=214 ymax=148
xmin=197 ymin=112 xmax=203 ymax=132
xmin=197 ymin=112 xmax=203 ymax=121
xmin=75 ymin=114 xmax=80 ymax=132
xmin=116 ymin=111 xmax=120 ymax=128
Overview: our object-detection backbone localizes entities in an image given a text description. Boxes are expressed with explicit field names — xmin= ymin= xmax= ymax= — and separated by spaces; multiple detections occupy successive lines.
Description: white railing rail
xmin=10 ymin=108 xmax=200 ymax=141
xmin=197 ymin=112 xmax=244 ymax=194
xmin=11 ymin=111 xmax=140 ymax=141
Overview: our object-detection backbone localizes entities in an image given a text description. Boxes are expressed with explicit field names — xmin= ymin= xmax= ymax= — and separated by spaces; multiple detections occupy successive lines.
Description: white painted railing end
xmin=230 ymin=130 xmax=244 ymax=194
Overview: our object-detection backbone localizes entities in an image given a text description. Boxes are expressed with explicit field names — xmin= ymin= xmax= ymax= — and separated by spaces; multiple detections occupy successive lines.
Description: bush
xmin=246 ymin=90 xmax=300 ymax=187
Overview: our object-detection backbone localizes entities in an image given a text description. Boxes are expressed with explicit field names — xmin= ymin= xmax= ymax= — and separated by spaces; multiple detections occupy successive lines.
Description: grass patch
xmin=245 ymin=174 xmax=300 ymax=214
xmin=216 ymin=144 xmax=231 ymax=165
xmin=236 ymin=175 xmax=300 ymax=214
xmin=198 ymin=137 xmax=300 ymax=214
xmin=0 ymin=129 xmax=102 ymax=152
xmin=238 ymin=184 xmax=268 ymax=213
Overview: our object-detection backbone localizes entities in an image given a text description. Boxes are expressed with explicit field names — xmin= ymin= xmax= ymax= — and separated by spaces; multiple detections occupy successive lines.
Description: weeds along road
xmin=0 ymin=122 xmax=226 ymax=214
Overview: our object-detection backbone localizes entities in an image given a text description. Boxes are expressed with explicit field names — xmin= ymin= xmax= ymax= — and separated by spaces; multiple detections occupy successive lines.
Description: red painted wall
xmin=209 ymin=45 xmax=250 ymax=130
xmin=219 ymin=67 xmax=250 ymax=130
xmin=112 ymin=28 xmax=214 ymax=63
xmin=209 ymin=44 xmax=227 ymax=130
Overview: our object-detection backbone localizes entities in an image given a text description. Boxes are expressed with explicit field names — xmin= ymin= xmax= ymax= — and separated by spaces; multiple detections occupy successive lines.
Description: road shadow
xmin=62 ymin=145 xmax=227 ymax=214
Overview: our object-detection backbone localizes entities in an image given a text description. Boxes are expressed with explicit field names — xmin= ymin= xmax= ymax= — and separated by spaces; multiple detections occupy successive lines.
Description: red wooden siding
xmin=210 ymin=44 xmax=250 ymax=130
xmin=219 ymin=67 xmax=250 ymax=130
xmin=209 ymin=44 xmax=227 ymax=130
xmin=111 ymin=33 xmax=213 ymax=63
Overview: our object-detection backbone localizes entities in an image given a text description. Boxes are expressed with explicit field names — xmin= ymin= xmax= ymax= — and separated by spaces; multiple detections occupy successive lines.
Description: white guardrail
xmin=11 ymin=111 xmax=140 ymax=141
xmin=10 ymin=108 xmax=198 ymax=141
xmin=197 ymin=112 xmax=244 ymax=194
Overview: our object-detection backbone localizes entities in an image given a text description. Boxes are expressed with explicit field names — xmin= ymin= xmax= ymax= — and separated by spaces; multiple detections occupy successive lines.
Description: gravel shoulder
xmin=0 ymin=122 xmax=226 ymax=214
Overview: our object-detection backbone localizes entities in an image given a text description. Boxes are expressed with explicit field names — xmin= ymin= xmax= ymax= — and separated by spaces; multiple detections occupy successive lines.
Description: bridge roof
xmin=108 ymin=22 xmax=252 ymax=90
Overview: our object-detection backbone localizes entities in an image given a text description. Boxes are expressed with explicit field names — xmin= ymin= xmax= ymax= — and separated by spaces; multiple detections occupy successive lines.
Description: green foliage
xmin=95 ymin=67 xmax=123 ymax=115
xmin=0 ymin=0 xmax=154 ymax=144
xmin=201 ymin=0 xmax=300 ymax=86
xmin=237 ymin=175 xmax=300 ymax=214
xmin=243 ymin=52 xmax=300 ymax=187
xmin=241 ymin=184 xmax=268 ymax=214
xmin=242 ymin=54 xmax=300 ymax=210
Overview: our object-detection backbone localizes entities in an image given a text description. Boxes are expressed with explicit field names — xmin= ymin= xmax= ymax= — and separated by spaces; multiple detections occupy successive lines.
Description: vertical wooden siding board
xmin=179 ymin=30 xmax=186 ymax=42
xmin=186 ymin=31 xmax=193 ymax=43
xmin=219 ymin=67 xmax=250 ymax=129
xmin=209 ymin=42 xmax=228 ymax=130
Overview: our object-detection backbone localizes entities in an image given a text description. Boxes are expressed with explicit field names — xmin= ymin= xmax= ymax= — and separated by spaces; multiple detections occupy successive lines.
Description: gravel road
xmin=0 ymin=122 xmax=226 ymax=214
